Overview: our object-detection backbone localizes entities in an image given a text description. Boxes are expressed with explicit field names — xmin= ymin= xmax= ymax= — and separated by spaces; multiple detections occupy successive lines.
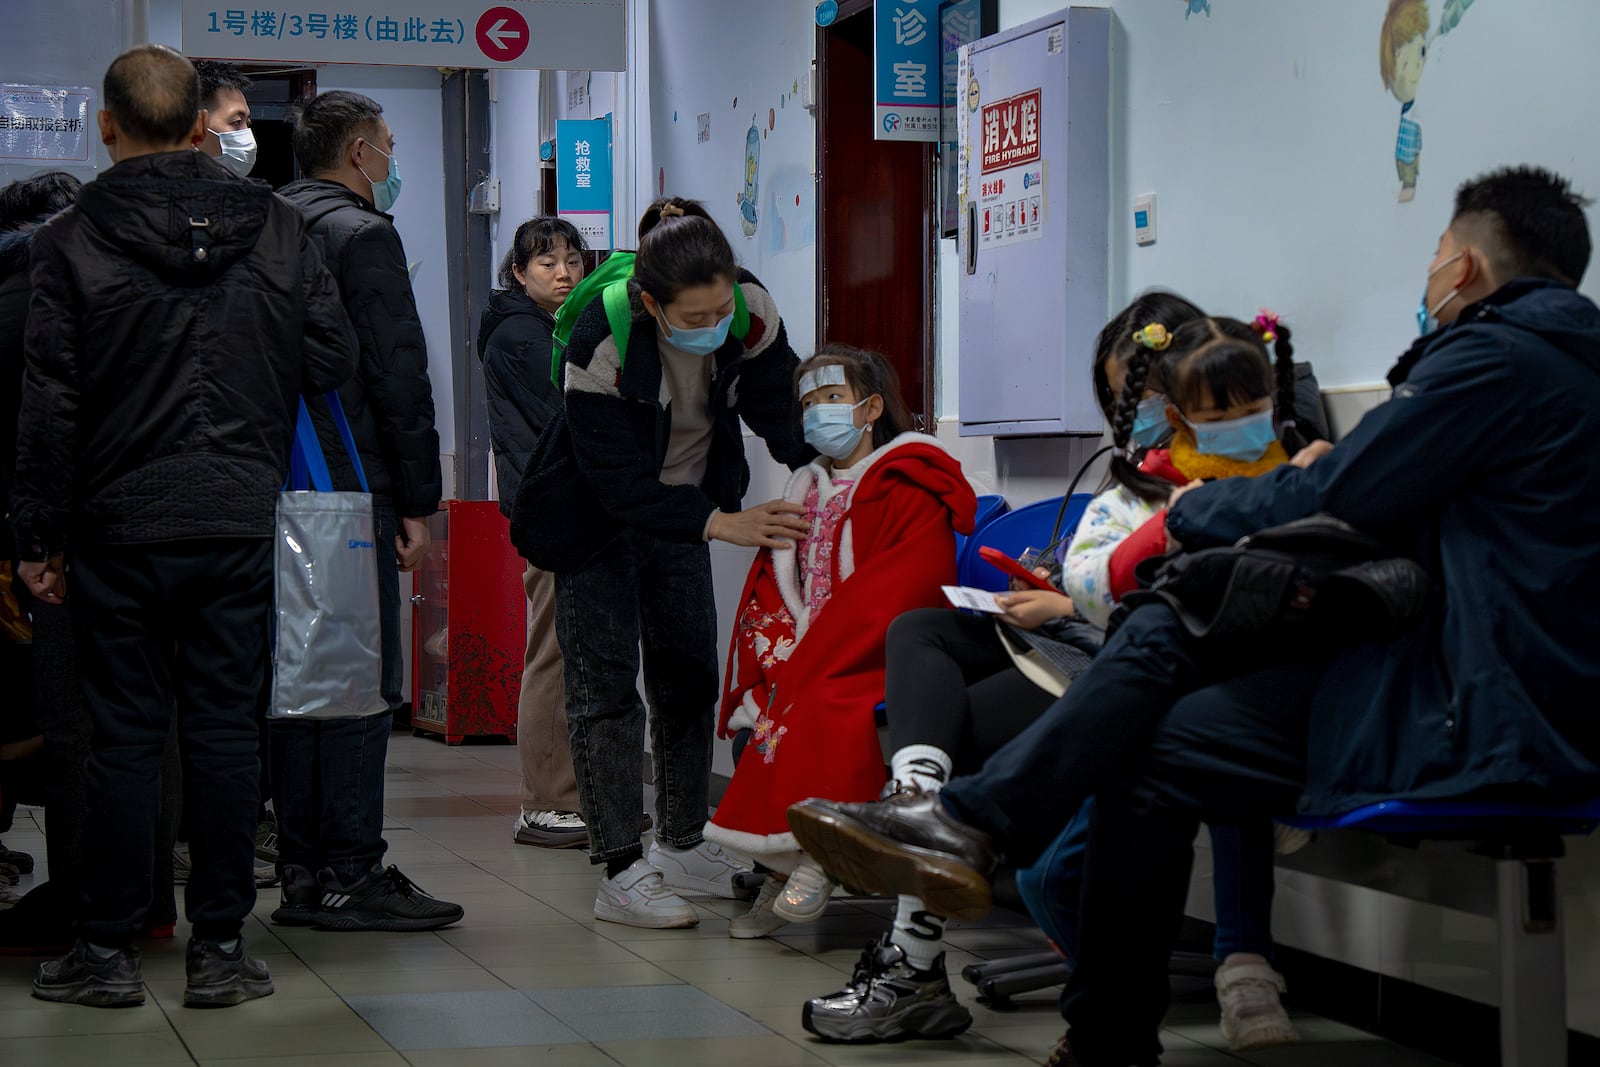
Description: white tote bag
xmin=270 ymin=395 xmax=387 ymax=720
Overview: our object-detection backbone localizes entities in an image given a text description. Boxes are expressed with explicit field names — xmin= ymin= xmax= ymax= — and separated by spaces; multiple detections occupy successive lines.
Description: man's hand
xmin=995 ymin=589 xmax=1075 ymax=631
xmin=396 ymin=517 xmax=432 ymax=573
xmin=1290 ymin=439 xmax=1335 ymax=469
xmin=708 ymin=500 xmax=811 ymax=549
xmin=20 ymin=556 xmax=66 ymax=603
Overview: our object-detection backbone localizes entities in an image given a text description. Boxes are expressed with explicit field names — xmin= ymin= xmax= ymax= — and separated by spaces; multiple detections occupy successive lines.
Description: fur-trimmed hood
xmin=0 ymin=216 xmax=50 ymax=282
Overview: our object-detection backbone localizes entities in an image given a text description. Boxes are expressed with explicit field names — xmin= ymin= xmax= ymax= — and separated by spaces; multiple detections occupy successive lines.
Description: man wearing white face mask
xmin=193 ymin=61 xmax=257 ymax=178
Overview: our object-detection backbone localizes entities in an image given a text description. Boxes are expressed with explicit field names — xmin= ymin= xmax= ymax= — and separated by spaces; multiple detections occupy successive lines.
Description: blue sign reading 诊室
xmin=556 ymin=117 xmax=614 ymax=249
xmin=875 ymin=0 xmax=941 ymax=142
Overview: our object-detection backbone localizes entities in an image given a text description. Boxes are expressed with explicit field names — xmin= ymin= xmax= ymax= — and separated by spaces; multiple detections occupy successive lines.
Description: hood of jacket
xmin=72 ymin=150 xmax=274 ymax=282
xmin=280 ymin=177 xmax=383 ymax=232
xmin=809 ymin=433 xmax=978 ymax=536
xmin=1390 ymin=278 xmax=1600 ymax=387
xmin=477 ymin=286 xmax=555 ymax=361
xmin=0 ymin=216 xmax=52 ymax=282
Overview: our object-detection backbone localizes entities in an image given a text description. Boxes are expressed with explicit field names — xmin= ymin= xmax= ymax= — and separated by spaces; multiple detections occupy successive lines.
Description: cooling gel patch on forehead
xmin=798 ymin=364 xmax=848 ymax=397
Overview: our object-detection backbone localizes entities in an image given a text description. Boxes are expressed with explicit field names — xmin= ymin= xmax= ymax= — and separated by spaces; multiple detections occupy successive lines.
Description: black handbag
xmin=1108 ymin=514 xmax=1431 ymax=642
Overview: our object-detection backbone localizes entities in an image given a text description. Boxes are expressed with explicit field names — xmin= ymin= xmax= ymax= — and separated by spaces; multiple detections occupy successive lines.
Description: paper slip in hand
xmin=942 ymin=586 xmax=1006 ymax=614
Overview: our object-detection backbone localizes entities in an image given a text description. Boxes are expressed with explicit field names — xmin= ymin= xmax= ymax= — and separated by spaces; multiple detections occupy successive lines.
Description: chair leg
xmin=1496 ymin=857 xmax=1566 ymax=1067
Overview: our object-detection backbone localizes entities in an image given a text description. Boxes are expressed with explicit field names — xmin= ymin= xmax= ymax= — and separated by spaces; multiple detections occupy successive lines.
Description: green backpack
xmin=550 ymin=251 xmax=751 ymax=385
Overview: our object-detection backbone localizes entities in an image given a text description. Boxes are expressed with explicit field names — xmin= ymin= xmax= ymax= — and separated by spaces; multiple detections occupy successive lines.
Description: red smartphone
xmin=979 ymin=546 xmax=1057 ymax=592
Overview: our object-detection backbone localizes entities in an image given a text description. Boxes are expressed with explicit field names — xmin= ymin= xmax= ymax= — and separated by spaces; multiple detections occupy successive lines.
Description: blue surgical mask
xmin=1130 ymin=395 xmax=1170 ymax=450
xmin=358 ymin=141 xmax=402 ymax=213
xmin=662 ymin=310 xmax=734 ymax=357
xmin=1182 ymin=409 xmax=1277 ymax=462
xmin=803 ymin=399 xmax=869 ymax=460
xmin=1417 ymin=251 xmax=1464 ymax=335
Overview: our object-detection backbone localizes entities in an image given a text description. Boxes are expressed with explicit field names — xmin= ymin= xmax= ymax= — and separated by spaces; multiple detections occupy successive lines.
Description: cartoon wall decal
xmin=740 ymin=117 xmax=761 ymax=237
xmin=1183 ymin=0 xmax=1211 ymax=18
xmin=1380 ymin=0 xmax=1477 ymax=203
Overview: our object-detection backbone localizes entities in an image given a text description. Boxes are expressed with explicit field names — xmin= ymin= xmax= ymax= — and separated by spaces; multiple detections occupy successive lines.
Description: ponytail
xmin=1252 ymin=310 xmax=1308 ymax=453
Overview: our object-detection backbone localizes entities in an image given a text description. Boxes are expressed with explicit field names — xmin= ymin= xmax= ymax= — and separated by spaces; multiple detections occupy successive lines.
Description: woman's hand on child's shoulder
xmin=995 ymin=590 xmax=1075 ymax=631
xmin=709 ymin=500 xmax=811 ymax=549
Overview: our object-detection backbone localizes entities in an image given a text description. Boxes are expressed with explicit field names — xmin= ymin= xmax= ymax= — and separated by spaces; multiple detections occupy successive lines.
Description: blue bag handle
xmin=288 ymin=392 xmax=370 ymax=494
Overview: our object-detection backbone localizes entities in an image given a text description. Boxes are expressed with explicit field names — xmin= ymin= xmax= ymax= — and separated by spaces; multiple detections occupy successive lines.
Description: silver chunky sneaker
xmin=802 ymin=934 xmax=972 ymax=1043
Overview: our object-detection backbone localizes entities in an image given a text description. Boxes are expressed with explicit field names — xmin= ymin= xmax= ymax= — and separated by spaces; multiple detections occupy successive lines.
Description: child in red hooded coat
xmin=704 ymin=345 xmax=976 ymax=938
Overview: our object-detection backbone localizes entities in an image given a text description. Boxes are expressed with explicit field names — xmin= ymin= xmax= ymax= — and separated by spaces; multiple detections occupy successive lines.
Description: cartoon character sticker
xmin=740 ymin=117 xmax=761 ymax=237
xmin=1183 ymin=0 xmax=1211 ymax=18
xmin=1379 ymin=0 xmax=1476 ymax=203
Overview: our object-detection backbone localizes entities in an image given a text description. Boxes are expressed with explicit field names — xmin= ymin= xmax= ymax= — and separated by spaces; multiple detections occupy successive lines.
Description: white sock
xmin=890 ymin=895 xmax=946 ymax=972
xmin=891 ymin=745 xmax=953 ymax=794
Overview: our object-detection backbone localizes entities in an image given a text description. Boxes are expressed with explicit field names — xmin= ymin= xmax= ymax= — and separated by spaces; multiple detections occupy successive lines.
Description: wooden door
xmin=816 ymin=1 xmax=938 ymax=427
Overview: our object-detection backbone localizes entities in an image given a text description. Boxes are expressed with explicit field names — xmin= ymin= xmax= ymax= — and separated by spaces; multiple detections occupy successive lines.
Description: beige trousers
xmin=519 ymin=565 xmax=580 ymax=812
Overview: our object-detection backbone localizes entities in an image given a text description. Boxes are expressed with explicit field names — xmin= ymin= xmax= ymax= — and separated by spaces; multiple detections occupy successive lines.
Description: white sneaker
xmin=646 ymin=840 xmax=757 ymax=900
xmin=514 ymin=808 xmax=588 ymax=848
xmin=595 ymin=860 xmax=700 ymax=929
xmin=771 ymin=854 xmax=836 ymax=923
xmin=728 ymin=875 xmax=790 ymax=939
xmin=1215 ymin=960 xmax=1299 ymax=1050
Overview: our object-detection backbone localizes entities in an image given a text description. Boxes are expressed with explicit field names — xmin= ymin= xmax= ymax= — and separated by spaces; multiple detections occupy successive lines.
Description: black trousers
xmin=884 ymin=609 xmax=1057 ymax=773
xmin=942 ymin=604 xmax=1328 ymax=1067
xmin=69 ymin=538 xmax=271 ymax=946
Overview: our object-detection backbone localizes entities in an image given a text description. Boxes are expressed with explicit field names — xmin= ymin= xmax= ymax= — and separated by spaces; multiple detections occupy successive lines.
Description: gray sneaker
xmin=802 ymin=935 xmax=972 ymax=1043
xmin=33 ymin=942 xmax=146 ymax=1008
xmin=184 ymin=937 xmax=274 ymax=1008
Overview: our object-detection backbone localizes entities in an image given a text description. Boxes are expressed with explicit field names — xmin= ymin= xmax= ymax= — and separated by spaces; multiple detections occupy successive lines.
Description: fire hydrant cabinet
xmin=957 ymin=7 xmax=1110 ymax=437
xmin=410 ymin=500 xmax=524 ymax=744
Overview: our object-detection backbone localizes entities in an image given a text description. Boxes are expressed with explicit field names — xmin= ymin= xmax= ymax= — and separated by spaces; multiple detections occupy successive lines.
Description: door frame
xmin=815 ymin=0 xmax=939 ymax=428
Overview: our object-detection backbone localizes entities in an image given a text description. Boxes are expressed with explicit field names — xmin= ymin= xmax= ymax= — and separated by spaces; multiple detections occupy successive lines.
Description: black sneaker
xmin=313 ymin=865 xmax=464 ymax=932
xmin=802 ymin=934 xmax=972 ymax=1043
xmin=270 ymin=863 xmax=320 ymax=927
xmin=183 ymin=937 xmax=274 ymax=1008
xmin=33 ymin=941 xmax=145 ymax=1008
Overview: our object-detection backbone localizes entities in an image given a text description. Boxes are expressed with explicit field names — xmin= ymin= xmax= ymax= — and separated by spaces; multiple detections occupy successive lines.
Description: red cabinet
xmin=410 ymin=500 xmax=524 ymax=744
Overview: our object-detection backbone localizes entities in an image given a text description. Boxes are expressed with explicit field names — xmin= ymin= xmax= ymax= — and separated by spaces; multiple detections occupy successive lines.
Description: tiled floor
xmin=0 ymin=733 xmax=1457 ymax=1066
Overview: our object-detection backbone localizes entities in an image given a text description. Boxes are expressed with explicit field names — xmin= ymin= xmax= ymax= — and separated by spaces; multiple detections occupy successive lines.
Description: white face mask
xmin=212 ymin=127 xmax=257 ymax=177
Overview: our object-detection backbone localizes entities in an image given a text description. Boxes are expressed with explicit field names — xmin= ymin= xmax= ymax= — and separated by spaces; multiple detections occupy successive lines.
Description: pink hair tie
xmin=1252 ymin=309 xmax=1281 ymax=344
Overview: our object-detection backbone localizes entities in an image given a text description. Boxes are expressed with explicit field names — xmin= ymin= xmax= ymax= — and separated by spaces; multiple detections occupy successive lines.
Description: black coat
xmin=11 ymin=151 xmax=359 ymax=559
xmin=511 ymin=271 xmax=813 ymax=572
xmin=280 ymin=179 xmax=441 ymax=518
xmin=0 ymin=222 xmax=41 ymax=542
xmin=476 ymin=288 xmax=561 ymax=518
xmin=1170 ymin=279 xmax=1600 ymax=811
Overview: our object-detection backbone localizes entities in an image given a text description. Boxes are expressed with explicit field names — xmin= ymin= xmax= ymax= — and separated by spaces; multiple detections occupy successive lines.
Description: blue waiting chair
xmin=956 ymin=493 xmax=1011 ymax=562
xmin=957 ymin=494 xmax=1094 ymax=593
xmin=1278 ymin=795 xmax=1600 ymax=1067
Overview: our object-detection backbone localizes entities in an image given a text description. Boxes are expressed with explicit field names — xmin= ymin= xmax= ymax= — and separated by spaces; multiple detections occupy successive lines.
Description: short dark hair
xmin=103 ymin=45 xmax=200 ymax=146
xmin=498 ymin=216 xmax=588 ymax=289
xmin=1162 ymin=316 xmax=1306 ymax=451
xmin=796 ymin=344 xmax=915 ymax=450
xmin=192 ymin=60 xmax=253 ymax=112
xmin=291 ymin=90 xmax=384 ymax=176
xmin=632 ymin=197 xmax=736 ymax=305
xmin=0 ymin=171 xmax=81 ymax=230
xmin=1452 ymin=166 xmax=1593 ymax=287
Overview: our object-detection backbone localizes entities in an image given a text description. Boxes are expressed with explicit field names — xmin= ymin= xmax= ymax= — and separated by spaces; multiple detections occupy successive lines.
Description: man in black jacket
xmin=12 ymin=45 xmax=358 ymax=1008
xmin=274 ymin=90 xmax=459 ymax=932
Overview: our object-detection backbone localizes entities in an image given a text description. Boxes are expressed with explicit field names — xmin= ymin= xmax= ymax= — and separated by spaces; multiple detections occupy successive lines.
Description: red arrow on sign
xmin=476 ymin=6 xmax=530 ymax=63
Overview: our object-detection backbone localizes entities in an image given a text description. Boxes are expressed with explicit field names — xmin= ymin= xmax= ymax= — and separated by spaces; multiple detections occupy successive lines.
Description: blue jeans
xmin=1017 ymin=804 xmax=1276 ymax=963
xmin=554 ymin=532 xmax=717 ymax=866
xmin=268 ymin=499 xmax=401 ymax=885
